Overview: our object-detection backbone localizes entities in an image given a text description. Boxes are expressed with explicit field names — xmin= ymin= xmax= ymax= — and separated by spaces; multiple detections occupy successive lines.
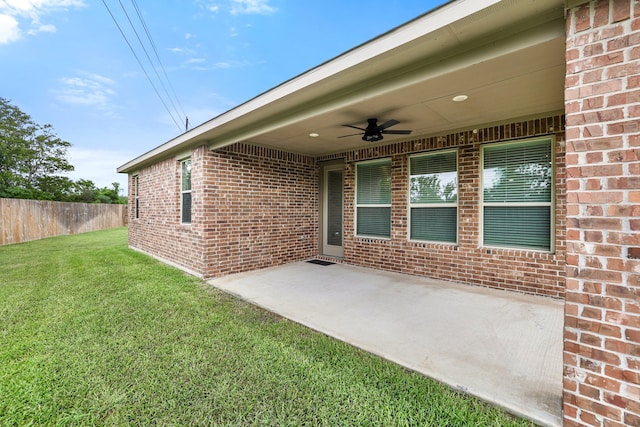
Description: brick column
xmin=564 ymin=1 xmax=640 ymax=426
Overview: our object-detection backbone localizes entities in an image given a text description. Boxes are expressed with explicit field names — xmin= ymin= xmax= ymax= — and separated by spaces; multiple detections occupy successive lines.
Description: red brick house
xmin=118 ymin=0 xmax=640 ymax=425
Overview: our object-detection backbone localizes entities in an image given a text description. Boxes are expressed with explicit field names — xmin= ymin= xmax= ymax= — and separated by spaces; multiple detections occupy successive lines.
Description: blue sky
xmin=1 ymin=0 xmax=445 ymax=193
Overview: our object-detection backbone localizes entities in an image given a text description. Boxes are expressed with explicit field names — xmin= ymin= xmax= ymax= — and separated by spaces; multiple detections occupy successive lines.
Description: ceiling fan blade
xmin=381 ymin=129 xmax=412 ymax=135
xmin=338 ymin=132 xmax=365 ymax=138
xmin=377 ymin=119 xmax=399 ymax=130
xmin=342 ymin=124 xmax=367 ymax=131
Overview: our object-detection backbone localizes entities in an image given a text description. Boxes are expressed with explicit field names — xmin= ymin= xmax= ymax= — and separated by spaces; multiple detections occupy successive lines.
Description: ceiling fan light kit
xmin=338 ymin=118 xmax=412 ymax=143
xmin=362 ymin=133 xmax=384 ymax=142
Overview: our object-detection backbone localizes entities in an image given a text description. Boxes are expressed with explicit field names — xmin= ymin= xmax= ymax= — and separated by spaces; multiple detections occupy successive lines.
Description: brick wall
xmin=130 ymin=115 xmax=566 ymax=298
xmin=199 ymin=143 xmax=318 ymax=278
xmin=564 ymin=1 xmax=640 ymax=426
xmin=128 ymin=146 xmax=207 ymax=276
xmin=321 ymin=115 xmax=567 ymax=298
xmin=129 ymin=144 xmax=318 ymax=278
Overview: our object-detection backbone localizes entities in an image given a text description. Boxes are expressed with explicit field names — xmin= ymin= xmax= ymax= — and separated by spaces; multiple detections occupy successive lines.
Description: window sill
xmin=355 ymin=235 xmax=391 ymax=242
xmin=408 ymin=239 xmax=458 ymax=248
xmin=482 ymin=245 xmax=555 ymax=256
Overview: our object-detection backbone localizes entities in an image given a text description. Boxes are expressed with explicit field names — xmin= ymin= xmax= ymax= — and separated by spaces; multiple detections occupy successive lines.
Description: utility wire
xmin=117 ymin=0 xmax=185 ymax=127
xmin=101 ymin=0 xmax=184 ymax=132
xmin=131 ymin=0 xmax=187 ymax=121
xmin=113 ymin=0 xmax=184 ymax=130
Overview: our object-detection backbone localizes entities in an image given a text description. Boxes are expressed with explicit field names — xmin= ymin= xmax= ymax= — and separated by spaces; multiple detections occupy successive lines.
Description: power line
xmin=130 ymin=0 xmax=187 ymax=121
xmin=116 ymin=0 xmax=185 ymax=126
xmin=101 ymin=0 xmax=185 ymax=132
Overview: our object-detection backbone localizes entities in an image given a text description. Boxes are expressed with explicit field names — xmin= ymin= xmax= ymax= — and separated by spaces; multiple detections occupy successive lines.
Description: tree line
xmin=0 ymin=97 xmax=126 ymax=204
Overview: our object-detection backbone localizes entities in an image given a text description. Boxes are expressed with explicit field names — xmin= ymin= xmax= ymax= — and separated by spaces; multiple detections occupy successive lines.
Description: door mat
xmin=306 ymin=259 xmax=335 ymax=266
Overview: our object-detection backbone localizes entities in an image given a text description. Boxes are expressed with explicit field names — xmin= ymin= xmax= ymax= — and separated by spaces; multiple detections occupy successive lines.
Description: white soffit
xmin=186 ymin=0 xmax=504 ymax=137
xmin=118 ymin=0 xmax=564 ymax=173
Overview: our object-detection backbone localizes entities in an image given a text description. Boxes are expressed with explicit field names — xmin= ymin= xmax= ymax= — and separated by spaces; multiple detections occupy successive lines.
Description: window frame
xmin=180 ymin=158 xmax=192 ymax=225
xmin=354 ymin=158 xmax=392 ymax=239
xmin=133 ymin=174 xmax=139 ymax=219
xmin=408 ymin=149 xmax=458 ymax=244
xmin=480 ymin=136 xmax=555 ymax=253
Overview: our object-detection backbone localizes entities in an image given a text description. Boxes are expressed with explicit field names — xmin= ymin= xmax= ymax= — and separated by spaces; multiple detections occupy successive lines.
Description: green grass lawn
xmin=0 ymin=228 xmax=533 ymax=426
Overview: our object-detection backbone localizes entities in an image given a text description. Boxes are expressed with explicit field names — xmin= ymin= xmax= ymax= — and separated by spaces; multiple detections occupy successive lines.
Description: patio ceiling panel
xmin=242 ymin=23 xmax=566 ymax=156
xmin=118 ymin=0 xmax=566 ymax=174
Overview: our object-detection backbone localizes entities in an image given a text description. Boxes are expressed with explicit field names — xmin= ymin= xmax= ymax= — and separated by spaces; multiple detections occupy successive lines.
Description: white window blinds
xmin=356 ymin=160 xmax=391 ymax=238
xmin=482 ymin=138 xmax=553 ymax=251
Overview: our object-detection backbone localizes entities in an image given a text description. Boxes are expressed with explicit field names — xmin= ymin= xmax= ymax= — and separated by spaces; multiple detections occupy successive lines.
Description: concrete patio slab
xmin=208 ymin=261 xmax=564 ymax=426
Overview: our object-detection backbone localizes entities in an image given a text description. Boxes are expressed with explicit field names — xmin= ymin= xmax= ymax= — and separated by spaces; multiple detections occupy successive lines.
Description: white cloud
xmin=1 ymin=0 xmax=83 ymax=12
xmin=66 ymin=147 xmax=132 ymax=193
xmin=229 ymin=0 xmax=276 ymax=15
xmin=189 ymin=59 xmax=248 ymax=71
xmin=212 ymin=61 xmax=232 ymax=69
xmin=0 ymin=13 xmax=20 ymax=43
xmin=168 ymin=46 xmax=196 ymax=55
xmin=27 ymin=22 xmax=55 ymax=35
xmin=208 ymin=4 xmax=219 ymax=13
xmin=52 ymin=72 xmax=118 ymax=112
xmin=0 ymin=0 xmax=84 ymax=43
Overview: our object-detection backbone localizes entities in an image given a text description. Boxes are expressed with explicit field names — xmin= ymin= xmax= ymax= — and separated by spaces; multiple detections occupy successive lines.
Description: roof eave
xmin=117 ymin=0 xmax=510 ymax=173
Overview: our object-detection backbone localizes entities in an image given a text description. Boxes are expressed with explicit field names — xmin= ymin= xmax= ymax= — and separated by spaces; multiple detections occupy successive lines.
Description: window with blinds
xmin=409 ymin=150 xmax=458 ymax=243
xmin=482 ymin=138 xmax=553 ymax=251
xmin=356 ymin=159 xmax=391 ymax=238
xmin=181 ymin=159 xmax=192 ymax=224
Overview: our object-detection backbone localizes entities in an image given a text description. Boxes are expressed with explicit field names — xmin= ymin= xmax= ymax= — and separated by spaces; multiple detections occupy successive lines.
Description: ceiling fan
xmin=338 ymin=118 xmax=412 ymax=142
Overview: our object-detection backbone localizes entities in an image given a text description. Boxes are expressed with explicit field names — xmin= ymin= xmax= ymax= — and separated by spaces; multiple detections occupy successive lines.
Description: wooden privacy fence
xmin=0 ymin=198 xmax=128 ymax=246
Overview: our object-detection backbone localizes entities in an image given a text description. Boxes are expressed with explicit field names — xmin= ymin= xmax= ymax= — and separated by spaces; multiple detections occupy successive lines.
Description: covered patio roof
xmin=118 ymin=0 xmax=566 ymax=173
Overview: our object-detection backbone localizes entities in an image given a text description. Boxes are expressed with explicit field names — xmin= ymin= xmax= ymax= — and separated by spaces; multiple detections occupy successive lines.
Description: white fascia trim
xmin=215 ymin=0 xmax=500 ymax=115
xmin=117 ymin=0 xmax=500 ymax=173
xmin=207 ymin=18 xmax=565 ymax=151
xmin=565 ymin=0 xmax=589 ymax=9
xmin=201 ymin=0 xmax=502 ymax=137
xmin=174 ymin=149 xmax=192 ymax=161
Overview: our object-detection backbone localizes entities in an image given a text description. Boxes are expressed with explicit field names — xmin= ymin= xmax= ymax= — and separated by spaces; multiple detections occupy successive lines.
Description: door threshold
xmin=315 ymin=255 xmax=344 ymax=264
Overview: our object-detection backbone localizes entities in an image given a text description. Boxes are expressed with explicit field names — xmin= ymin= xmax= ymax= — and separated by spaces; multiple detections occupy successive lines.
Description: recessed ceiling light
xmin=452 ymin=95 xmax=468 ymax=102
xmin=309 ymin=133 xmax=319 ymax=137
